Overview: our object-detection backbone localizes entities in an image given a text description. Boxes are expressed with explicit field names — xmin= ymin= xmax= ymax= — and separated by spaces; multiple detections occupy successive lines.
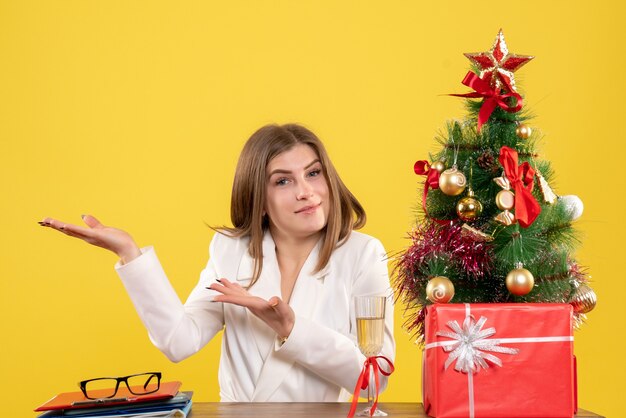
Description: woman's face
xmin=265 ymin=144 xmax=330 ymax=242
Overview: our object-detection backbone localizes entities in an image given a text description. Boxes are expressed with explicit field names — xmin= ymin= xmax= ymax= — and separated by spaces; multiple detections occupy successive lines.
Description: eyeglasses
xmin=79 ymin=372 xmax=161 ymax=399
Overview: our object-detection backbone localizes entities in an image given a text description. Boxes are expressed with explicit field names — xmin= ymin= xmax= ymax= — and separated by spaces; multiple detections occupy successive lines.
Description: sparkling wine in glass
xmin=355 ymin=295 xmax=387 ymax=417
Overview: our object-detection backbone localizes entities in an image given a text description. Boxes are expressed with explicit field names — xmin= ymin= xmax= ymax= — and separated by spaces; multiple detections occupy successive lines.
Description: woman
xmin=40 ymin=123 xmax=395 ymax=402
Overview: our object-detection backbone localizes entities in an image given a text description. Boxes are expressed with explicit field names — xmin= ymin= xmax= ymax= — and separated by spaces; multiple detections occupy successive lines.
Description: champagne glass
xmin=355 ymin=295 xmax=387 ymax=417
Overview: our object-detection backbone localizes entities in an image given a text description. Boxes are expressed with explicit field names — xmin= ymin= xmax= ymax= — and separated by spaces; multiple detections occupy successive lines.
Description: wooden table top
xmin=188 ymin=402 xmax=604 ymax=417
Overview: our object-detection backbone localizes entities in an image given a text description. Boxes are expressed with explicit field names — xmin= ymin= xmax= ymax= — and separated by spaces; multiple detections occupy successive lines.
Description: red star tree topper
xmin=464 ymin=29 xmax=533 ymax=93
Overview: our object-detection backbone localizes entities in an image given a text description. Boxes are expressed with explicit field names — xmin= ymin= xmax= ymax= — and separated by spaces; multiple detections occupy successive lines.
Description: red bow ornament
xmin=450 ymin=71 xmax=523 ymax=132
xmin=414 ymin=160 xmax=441 ymax=216
xmin=347 ymin=356 xmax=395 ymax=418
xmin=498 ymin=146 xmax=541 ymax=228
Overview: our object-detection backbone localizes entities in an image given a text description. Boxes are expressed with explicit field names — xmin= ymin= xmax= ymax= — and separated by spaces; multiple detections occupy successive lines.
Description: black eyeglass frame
xmin=79 ymin=372 xmax=162 ymax=399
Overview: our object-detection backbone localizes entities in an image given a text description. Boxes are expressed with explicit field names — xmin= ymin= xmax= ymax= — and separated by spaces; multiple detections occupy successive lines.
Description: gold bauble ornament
xmin=438 ymin=166 xmax=467 ymax=196
xmin=456 ymin=190 xmax=483 ymax=222
xmin=426 ymin=276 xmax=455 ymax=303
xmin=495 ymin=190 xmax=515 ymax=210
xmin=506 ymin=263 xmax=534 ymax=296
xmin=431 ymin=160 xmax=446 ymax=173
xmin=570 ymin=283 xmax=597 ymax=314
xmin=515 ymin=124 xmax=532 ymax=139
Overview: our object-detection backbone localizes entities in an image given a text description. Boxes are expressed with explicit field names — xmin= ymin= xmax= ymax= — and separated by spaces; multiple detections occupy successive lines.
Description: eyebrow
xmin=267 ymin=159 xmax=321 ymax=178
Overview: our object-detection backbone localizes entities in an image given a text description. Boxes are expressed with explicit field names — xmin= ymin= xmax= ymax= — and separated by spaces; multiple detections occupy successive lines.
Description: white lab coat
xmin=115 ymin=230 xmax=395 ymax=402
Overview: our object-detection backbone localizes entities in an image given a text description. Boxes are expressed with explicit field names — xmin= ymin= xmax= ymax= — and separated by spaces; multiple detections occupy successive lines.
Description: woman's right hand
xmin=39 ymin=214 xmax=141 ymax=264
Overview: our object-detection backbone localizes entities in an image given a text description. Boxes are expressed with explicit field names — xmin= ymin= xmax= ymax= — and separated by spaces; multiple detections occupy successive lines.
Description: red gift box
xmin=423 ymin=303 xmax=577 ymax=418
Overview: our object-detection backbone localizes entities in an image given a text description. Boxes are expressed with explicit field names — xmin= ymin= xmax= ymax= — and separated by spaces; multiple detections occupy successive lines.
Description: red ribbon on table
xmin=450 ymin=71 xmax=523 ymax=132
xmin=347 ymin=356 xmax=395 ymax=418
xmin=499 ymin=146 xmax=541 ymax=228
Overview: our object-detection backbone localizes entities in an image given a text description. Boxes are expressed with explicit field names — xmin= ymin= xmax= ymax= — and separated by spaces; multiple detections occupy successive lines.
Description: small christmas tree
xmin=395 ymin=30 xmax=596 ymax=344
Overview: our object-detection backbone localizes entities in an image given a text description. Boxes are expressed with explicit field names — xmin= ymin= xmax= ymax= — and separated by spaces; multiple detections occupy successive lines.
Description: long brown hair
xmin=218 ymin=123 xmax=366 ymax=286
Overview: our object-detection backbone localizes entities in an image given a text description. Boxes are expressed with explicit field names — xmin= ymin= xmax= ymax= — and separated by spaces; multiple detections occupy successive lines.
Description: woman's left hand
xmin=208 ymin=278 xmax=295 ymax=339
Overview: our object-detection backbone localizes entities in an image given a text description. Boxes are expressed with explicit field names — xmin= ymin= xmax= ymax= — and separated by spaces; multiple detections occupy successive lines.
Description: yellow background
xmin=1 ymin=1 xmax=623 ymax=417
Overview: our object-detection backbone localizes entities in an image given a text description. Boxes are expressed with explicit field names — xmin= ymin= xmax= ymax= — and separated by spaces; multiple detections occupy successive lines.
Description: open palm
xmin=40 ymin=214 xmax=141 ymax=263
xmin=209 ymin=278 xmax=295 ymax=339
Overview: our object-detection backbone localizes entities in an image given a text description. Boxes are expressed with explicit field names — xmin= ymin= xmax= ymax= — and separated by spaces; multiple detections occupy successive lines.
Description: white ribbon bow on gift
xmin=436 ymin=315 xmax=519 ymax=373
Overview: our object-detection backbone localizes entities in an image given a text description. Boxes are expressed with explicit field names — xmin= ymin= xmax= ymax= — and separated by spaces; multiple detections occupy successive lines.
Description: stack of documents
xmin=35 ymin=381 xmax=193 ymax=418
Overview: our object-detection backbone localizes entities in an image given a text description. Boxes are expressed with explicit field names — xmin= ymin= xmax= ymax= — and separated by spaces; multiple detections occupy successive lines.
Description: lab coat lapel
xmin=236 ymin=232 xmax=281 ymax=363
xmin=251 ymin=236 xmax=330 ymax=401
